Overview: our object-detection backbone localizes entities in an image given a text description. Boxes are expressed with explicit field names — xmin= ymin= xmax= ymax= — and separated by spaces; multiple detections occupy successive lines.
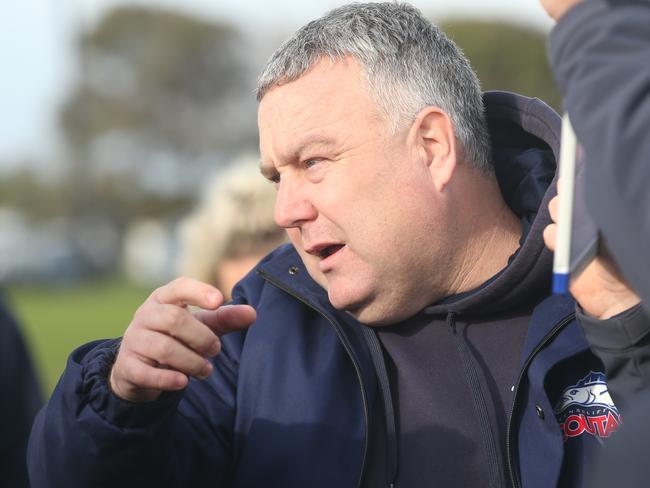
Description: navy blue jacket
xmin=27 ymin=92 xmax=629 ymax=487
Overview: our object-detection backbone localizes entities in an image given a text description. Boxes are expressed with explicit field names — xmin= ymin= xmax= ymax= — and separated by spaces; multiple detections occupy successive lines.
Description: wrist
xmin=592 ymin=295 xmax=641 ymax=320
xmin=109 ymin=362 xmax=162 ymax=403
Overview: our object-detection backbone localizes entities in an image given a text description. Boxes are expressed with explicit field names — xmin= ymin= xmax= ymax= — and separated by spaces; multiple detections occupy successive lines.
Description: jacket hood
xmin=424 ymin=91 xmax=561 ymax=316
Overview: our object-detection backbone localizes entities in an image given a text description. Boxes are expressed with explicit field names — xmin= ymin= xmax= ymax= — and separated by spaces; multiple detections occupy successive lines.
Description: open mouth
xmin=307 ymin=243 xmax=345 ymax=260
xmin=319 ymin=244 xmax=344 ymax=259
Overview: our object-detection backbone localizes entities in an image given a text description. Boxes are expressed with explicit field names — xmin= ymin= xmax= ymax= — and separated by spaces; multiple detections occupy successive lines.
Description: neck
xmin=446 ymin=174 xmax=523 ymax=296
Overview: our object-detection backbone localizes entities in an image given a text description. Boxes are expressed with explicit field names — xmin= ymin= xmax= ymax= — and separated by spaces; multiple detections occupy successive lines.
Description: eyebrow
xmin=259 ymin=136 xmax=339 ymax=178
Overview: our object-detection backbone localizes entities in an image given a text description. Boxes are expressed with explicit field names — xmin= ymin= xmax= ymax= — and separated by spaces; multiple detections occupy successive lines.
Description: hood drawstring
xmin=360 ymin=313 xmax=506 ymax=488
xmin=361 ymin=325 xmax=398 ymax=488
xmin=447 ymin=311 xmax=504 ymax=488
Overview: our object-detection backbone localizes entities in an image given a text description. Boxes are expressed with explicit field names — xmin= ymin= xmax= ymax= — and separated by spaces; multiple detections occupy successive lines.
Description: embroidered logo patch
xmin=554 ymin=371 xmax=622 ymax=442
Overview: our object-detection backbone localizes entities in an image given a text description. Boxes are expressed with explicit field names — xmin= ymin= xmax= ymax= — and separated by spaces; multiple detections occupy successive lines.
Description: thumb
xmin=543 ymin=223 xmax=557 ymax=252
xmin=195 ymin=304 xmax=257 ymax=336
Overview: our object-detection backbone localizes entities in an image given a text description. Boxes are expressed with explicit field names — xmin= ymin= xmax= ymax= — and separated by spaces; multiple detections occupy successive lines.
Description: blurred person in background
xmin=540 ymin=1 xmax=650 ymax=487
xmin=176 ymin=157 xmax=287 ymax=301
xmin=0 ymin=294 xmax=42 ymax=488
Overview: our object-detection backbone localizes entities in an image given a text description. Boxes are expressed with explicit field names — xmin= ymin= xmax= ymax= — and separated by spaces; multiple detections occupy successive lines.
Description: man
xmin=28 ymin=3 xmax=643 ymax=487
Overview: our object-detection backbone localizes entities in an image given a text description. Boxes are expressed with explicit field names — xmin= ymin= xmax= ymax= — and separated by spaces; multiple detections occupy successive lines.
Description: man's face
xmin=258 ymin=57 xmax=451 ymax=325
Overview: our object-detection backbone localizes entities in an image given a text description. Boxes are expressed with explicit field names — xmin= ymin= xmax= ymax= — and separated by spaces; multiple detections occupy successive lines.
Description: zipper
xmin=360 ymin=324 xmax=398 ymax=488
xmin=258 ymin=270 xmax=370 ymax=488
xmin=505 ymin=313 xmax=575 ymax=488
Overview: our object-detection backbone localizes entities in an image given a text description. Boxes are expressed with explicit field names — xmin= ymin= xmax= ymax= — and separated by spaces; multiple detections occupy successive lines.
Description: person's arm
xmin=27 ymin=278 xmax=255 ymax=487
xmin=546 ymin=0 xmax=650 ymax=312
xmin=577 ymin=304 xmax=650 ymax=412
xmin=543 ymin=196 xmax=648 ymax=412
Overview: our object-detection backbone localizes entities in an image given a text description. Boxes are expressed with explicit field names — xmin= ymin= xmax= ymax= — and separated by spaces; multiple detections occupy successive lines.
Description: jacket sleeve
xmin=578 ymin=304 xmax=650 ymax=413
xmin=548 ymin=0 xmax=650 ymax=313
xmin=27 ymin=332 xmax=244 ymax=488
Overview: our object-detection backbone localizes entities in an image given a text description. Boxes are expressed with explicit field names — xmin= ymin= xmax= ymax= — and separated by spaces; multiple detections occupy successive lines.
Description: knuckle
xmin=171 ymin=276 xmax=192 ymax=295
xmin=203 ymin=338 xmax=221 ymax=357
xmin=146 ymin=336 xmax=174 ymax=363
xmin=196 ymin=341 xmax=213 ymax=357
xmin=190 ymin=360 xmax=210 ymax=378
xmin=150 ymin=284 xmax=167 ymax=301
xmin=131 ymin=301 xmax=155 ymax=328
xmin=120 ymin=328 xmax=141 ymax=352
xmin=152 ymin=278 xmax=185 ymax=302
xmin=128 ymin=362 xmax=149 ymax=386
xmin=166 ymin=313 xmax=192 ymax=343
xmin=187 ymin=327 xmax=212 ymax=353
xmin=124 ymin=326 xmax=147 ymax=346
xmin=175 ymin=276 xmax=192 ymax=287
xmin=156 ymin=340 xmax=176 ymax=363
xmin=166 ymin=306 xmax=186 ymax=327
xmin=150 ymin=369 xmax=172 ymax=390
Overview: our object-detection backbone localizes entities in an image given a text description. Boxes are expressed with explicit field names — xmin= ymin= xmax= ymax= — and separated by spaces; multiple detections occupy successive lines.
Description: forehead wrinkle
xmin=259 ymin=56 xmax=375 ymax=169
xmin=284 ymin=133 xmax=339 ymax=161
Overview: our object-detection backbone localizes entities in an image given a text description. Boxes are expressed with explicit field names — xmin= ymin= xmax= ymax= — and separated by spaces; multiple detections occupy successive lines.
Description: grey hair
xmin=256 ymin=2 xmax=492 ymax=172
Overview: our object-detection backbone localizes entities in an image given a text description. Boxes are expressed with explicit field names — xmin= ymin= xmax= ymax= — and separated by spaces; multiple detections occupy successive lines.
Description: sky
xmin=0 ymin=0 xmax=554 ymax=168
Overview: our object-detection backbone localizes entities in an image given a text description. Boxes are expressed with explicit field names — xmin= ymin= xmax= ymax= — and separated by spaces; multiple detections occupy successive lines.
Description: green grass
xmin=6 ymin=279 xmax=150 ymax=398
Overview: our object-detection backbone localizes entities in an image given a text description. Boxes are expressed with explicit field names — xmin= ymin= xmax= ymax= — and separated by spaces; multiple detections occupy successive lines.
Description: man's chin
xmin=307 ymin=271 xmax=395 ymax=325
xmin=347 ymin=308 xmax=397 ymax=326
xmin=327 ymin=289 xmax=388 ymax=326
xmin=328 ymin=287 xmax=363 ymax=311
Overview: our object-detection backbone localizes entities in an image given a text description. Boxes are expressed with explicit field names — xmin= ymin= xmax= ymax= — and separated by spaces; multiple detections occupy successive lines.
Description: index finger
xmin=152 ymin=277 xmax=224 ymax=309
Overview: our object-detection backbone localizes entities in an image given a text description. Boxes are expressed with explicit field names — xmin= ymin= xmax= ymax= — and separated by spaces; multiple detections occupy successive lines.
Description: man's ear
xmin=409 ymin=106 xmax=458 ymax=192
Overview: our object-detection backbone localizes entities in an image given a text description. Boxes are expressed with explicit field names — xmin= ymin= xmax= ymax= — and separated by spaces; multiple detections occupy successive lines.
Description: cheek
xmin=286 ymin=228 xmax=301 ymax=245
xmin=366 ymin=183 xmax=439 ymax=251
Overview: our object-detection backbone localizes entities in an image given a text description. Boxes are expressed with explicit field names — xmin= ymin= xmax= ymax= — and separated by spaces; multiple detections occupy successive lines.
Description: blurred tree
xmin=62 ymin=7 xmax=254 ymax=156
xmin=55 ymin=7 xmax=258 ymax=276
xmin=0 ymin=168 xmax=69 ymax=220
xmin=61 ymin=7 xmax=256 ymax=214
xmin=441 ymin=21 xmax=562 ymax=112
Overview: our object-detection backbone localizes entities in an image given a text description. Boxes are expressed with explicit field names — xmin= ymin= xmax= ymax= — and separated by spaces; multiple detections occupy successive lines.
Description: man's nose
xmin=274 ymin=178 xmax=317 ymax=229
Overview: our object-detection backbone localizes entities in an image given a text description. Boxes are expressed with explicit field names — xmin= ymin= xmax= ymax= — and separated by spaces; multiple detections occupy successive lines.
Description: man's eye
xmin=304 ymin=158 xmax=320 ymax=168
xmin=265 ymin=173 xmax=280 ymax=186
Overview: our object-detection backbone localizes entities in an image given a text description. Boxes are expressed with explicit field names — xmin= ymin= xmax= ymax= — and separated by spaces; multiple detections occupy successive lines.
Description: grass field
xmin=7 ymin=279 xmax=150 ymax=397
